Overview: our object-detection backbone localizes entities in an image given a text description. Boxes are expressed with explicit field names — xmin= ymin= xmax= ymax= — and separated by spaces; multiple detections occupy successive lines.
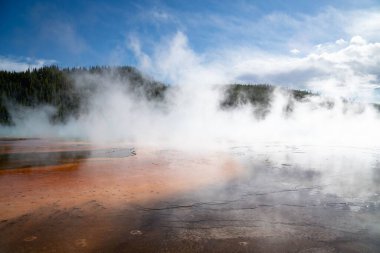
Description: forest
xmin=0 ymin=66 xmax=374 ymax=126
xmin=0 ymin=66 xmax=167 ymax=125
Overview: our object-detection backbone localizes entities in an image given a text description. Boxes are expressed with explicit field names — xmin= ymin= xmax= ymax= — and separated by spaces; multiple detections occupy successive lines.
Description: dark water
xmin=0 ymin=148 xmax=136 ymax=170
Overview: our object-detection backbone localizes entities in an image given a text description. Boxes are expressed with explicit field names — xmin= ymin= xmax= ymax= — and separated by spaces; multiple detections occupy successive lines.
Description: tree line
xmin=2 ymin=65 xmax=373 ymax=126
xmin=0 ymin=66 xmax=167 ymax=125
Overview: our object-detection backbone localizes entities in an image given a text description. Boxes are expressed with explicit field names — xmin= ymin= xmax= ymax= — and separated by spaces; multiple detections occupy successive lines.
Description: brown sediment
xmin=0 ymin=140 xmax=242 ymax=221
xmin=0 ymin=139 xmax=249 ymax=253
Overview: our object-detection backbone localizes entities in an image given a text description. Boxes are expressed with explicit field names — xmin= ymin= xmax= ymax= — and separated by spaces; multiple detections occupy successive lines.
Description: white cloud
xmin=131 ymin=31 xmax=380 ymax=102
xmin=345 ymin=10 xmax=380 ymax=41
xmin=335 ymin=39 xmax=347 ymax=46
xmin=290 ymin=49 xmax=300 ymax=54
xmin=125 ymin=4 xmax=380 ymax=102
xmin=232 ymin=36 xmax=380 ymax=101
xmin=0 ymin=56 xmax=55 ymax=72
xmin=217 ymin=7 xmax=379 ymax=53
xmin=350 ymin=36 xmax=367 ymax=45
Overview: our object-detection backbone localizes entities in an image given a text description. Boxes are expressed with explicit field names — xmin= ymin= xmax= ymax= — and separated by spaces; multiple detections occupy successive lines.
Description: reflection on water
xmin=134 ymin=143 xmax=380 ymax=251
xmin=0 ymin=139 xmax=379 ymax=252
xmin=0 ymin=142 xmax=135 ymax=170
xmin=230 ymin=144 xmax=380 ymax=202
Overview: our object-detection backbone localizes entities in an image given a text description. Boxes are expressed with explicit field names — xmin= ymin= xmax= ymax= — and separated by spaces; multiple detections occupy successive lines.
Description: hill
xmin=1 ymin=65 xmax=375 ymax=126
xmin=0 ymin=66 xmax=167 ymax=125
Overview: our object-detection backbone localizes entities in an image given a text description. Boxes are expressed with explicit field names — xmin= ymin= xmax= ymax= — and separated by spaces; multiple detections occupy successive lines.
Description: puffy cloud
xmin=290 ymin=49 xmax=300 ymax=55
xmin=335 ymin=39 xmax=347 ymax=46
xmin=350 ymin=36 xmax=367 ymax=45
xmin=131 ymin=31 xmax=380 ymax=102
xmin=126 ymin=5 xmax=380 ymax=102
xmin=234 ymin=35 xmax=380 ymax=101
xmin=345 ymin=10 xmax=380 ymax=41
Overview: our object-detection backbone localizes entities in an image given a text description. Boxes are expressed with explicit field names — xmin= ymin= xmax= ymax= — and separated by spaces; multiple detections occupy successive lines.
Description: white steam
xmin=1 ymin=32 xmax=380 ymax=149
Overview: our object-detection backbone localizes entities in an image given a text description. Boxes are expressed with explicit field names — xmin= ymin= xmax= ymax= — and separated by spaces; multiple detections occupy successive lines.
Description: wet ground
xmin=0 ymin=139 xmax=379 ymax=252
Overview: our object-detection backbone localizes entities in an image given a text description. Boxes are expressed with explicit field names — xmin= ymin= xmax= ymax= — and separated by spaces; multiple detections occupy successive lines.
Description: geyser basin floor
xmin=0 ymin=139 xmax=379 ymax=253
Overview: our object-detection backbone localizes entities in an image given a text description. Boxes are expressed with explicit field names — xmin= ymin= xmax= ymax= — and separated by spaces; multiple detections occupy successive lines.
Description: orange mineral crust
xmin=0 ymin=140 xmax=242 ymax=220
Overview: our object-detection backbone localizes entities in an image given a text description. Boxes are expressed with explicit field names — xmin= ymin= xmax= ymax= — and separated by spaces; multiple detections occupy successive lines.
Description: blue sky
xmin=1 ymin=0 xmax=380 ymax=101
xmin=0 ymin=0 xmax=378 ymax=67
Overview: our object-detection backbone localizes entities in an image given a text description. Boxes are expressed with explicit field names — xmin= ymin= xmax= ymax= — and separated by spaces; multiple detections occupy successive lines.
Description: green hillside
xmin=1 ymin=65 xmax=373 ymax=126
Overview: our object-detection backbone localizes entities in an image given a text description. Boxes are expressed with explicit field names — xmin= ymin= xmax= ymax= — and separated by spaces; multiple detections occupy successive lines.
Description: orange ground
xmin=0 ymin=139 xmax=242 ymax=220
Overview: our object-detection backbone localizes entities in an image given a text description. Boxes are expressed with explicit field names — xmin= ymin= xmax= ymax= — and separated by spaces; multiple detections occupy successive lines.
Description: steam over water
xmin=3 ymin=81 xmax=380 ymax=252
xmin=2 ymin=2 xmax=380 ymax=251
xmin=1 ymin=32 xmax=380 ymax=150
xmin=1 ymin=81 xmax=380 ymax=150
xmin=1 ymin=70 xmax=380 ymax=252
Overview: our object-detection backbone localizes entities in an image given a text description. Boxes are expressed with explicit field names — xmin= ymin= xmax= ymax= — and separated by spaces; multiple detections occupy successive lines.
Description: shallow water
xmin=0 ymin=139 xmax=379 ymax=252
